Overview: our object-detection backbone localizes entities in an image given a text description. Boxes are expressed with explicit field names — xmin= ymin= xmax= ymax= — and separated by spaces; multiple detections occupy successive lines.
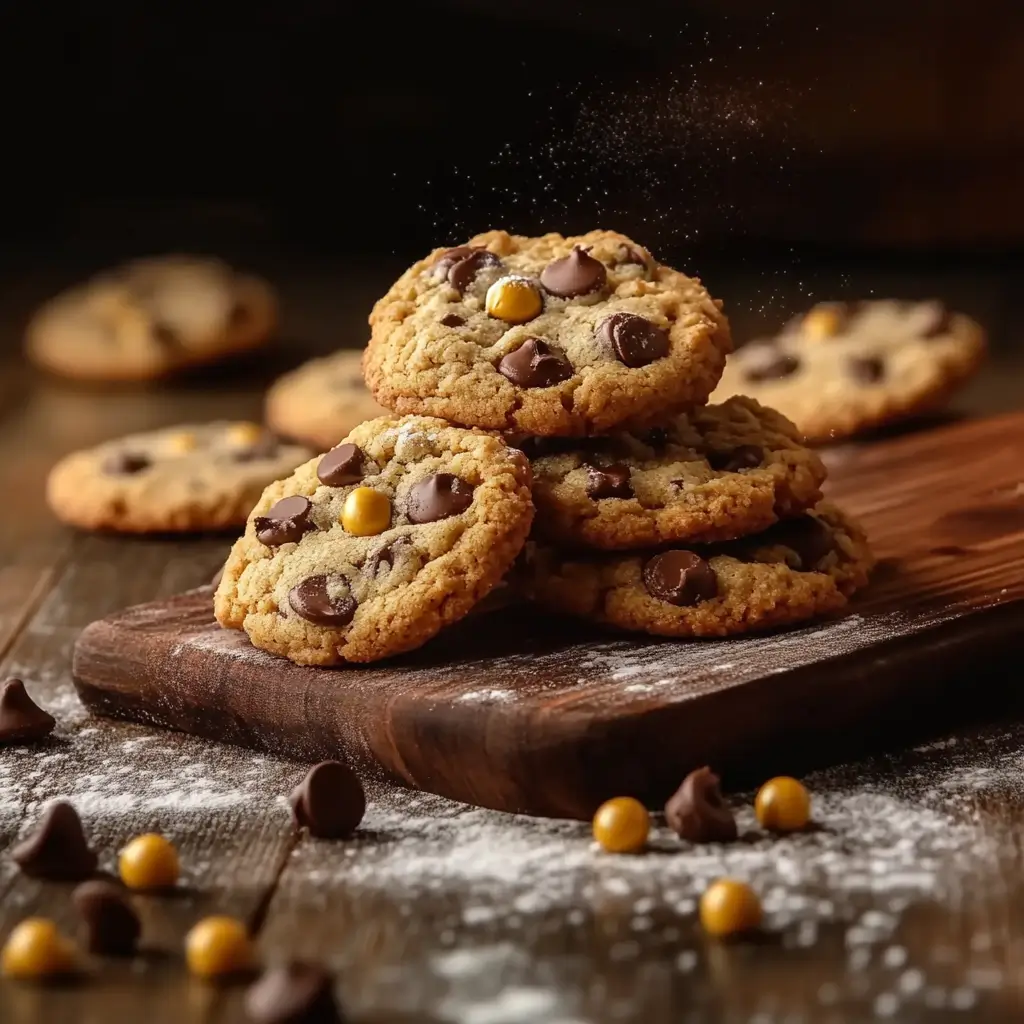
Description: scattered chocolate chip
xmin=643 ymin=551 xmax=718 ymax=606
xmin=707 ymin=445 xmax=764 ymax=473
xmin=0 ymin=678 xmax=55 ymax=744
xmin=440 ymin=313 xmax=465 ymax=327
xmin=290 ymin=761 xmax=366 ymax=839
xmin=11 ymin=801 xmax=98 ymax=881
xmin=364 ymin=537 xmax=411 ymax=576
xmin=664 ymin=766 xmax=738 ymax=843
xmin=255 ymin=496 xmax=314 ymax=547
xmin=616 ymin=244 xmax=649 ymax=268
xmin=102 ymin=452 xmax=150 ymax=476
xmin=446 ymin=249 xmax=502 ymax=294
xmin=848 ymin=355 xmax=885 ymax=384
xmin=151 ymin=322 xmax=181 ymax=347
xmin=288 ymin=577 xmax=357 ymax=627
xmin=73 ymin=881 xmax=141 ymax=956
xmin=539 ymin=246 xmax=607 ymax=298
xmin=597 ymin=312 xmax=670 ymax=367
xmin=758 ymin=515 xmax=834 ymax=570
xmin=919 ymin=302 xmax=952 ymax=338
xmin=317 ymin=443 xmax=363 ymax=487
xmin=246 ymin=961 xmax=343 ymax=1024
xmin=405 ymin=473 xmax=474 ymax=523
xmin=497 ymin=338 xmax=574 ymax=389
xmin=743 ymin=348 xmax=801 ymax=383
xmin=585 ymin=463 xmax=633 ymax=499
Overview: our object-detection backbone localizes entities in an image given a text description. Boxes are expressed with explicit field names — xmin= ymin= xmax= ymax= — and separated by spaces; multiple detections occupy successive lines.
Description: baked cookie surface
xmin=47 ymin=422 xmax=311 ymax=533
xmin=26 ymin=255 xmax=277 ymax=382
xmin=365 ymin=230 xmax=731 ymax=436
xmin=214 ymin=415 xmax=534 ymax=665
xmin=517 ymin=502 xmax=873 ymax=638
xmin=520 ymin=396 xmax=825 ymax=550
xmin=712 ymin=300 xmax=985 ymax=442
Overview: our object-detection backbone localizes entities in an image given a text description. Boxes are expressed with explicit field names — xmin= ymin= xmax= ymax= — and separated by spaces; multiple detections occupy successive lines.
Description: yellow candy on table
xmin=119 ymin=832 xmax=181 ymax=890
xmin=485 ymin=276 xmax=543 ymax=324
xmin=166 ymin=431 xmax=198 ymax=454
xmin=592 ymin=796 xmax=650 ymax=854
xmin=185 ymin=916 xmax=253 ymax=978
xmin=801 ymin=304 xmax=844 ymax=340
xmin=225 ymin=422 xmax=264 ymax=447
xmin=1 ymin=918 xmax=77 ymax=979
xmin=341 ymin=487 xmax=391 ymax=536
xmin=699 ymin=879 xmax=762 ymax=938
xmin=754 ymin=776 xmax=811 ymax=832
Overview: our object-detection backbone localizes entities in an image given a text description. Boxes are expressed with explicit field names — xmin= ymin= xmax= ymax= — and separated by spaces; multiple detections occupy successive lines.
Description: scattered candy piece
xmin=73 ymin=880 xmax=141 ymax=956
xmin=755 ymin=776 xmax=811 ymax=832
xmin=0 ymin=678 xmax=55 ymax=744
xmin=1 ymin=918 xmax=78 ymax=980
xmin=185 ymin=916 xmax=253 ymax=979
xmin=290 ymin=762 xmax=366 ymax=840
xmin=119 ymin=832 xmax=180 ymax=891
xmin=245 ymin=961 xmax=343 ymax=1023
xmin=699 ymin=879 xmax=762 ymax=938
xmin=664 ymin=767 xmax=737 ymax=843
xmin=592 ymin=796 xmax=650 ymax=854
xmin=10 ymin=801 xmax=97 ymax=881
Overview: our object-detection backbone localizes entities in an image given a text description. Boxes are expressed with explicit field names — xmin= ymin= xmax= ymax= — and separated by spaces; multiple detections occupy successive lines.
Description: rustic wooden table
xmin=1 ymin=256 xmax=1023 ymax=1023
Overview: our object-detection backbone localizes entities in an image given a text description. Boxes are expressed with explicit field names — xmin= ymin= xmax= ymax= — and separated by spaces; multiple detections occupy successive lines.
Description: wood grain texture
xmin=72 ymin=412 xmax=1024 ymax=820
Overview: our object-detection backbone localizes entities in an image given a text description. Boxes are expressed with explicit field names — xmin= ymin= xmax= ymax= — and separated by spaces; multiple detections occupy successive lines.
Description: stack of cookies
xmin=213 ymin=230 xmax=874 ymax=666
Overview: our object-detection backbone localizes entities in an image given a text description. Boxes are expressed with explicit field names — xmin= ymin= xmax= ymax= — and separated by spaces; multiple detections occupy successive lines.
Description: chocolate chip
xmin=290 ymin=761 xmax=366 ymax=839
xmin=102 ymin=452 xmax=150 ymax=476
xmin=440 ymin=313 xmax=465 ymax=327
xmin=255 ymin=496 xmax=314 ymax=547
xmin=444 ymin=249 xmax=502 ymax=294
xmin=848 ymin=355 xmax=885 ymax=384
xmin=743 ymin=348 xmax=801 ymax=383
xmin=0 ymin=678 xmax=55 ymax=744
xmin=405 ymin=473 xmax=474 ymax=523
xmin=616 ymin=244 xmax=649 ymax=268
xmin=365 ymin=537 xmax=410 ymax=576
xmin=759 ymin=515 xmax=834 ymax=570
xmin=288 ymin=576 xmax=357 ymax=627
xmin=431 ymin=246 xmax=476 ymax=279
xmin=643 ymin=551 xmax=718 ymax=606
xmin=539 ymin=246 xmax=607 ymax=298
xmin=497 ymin=338 xmax=574 ymax=389
xmin=73 ymin=881 xmax=141 ymax=956
xmin=246 ymin=961 xmax=343 ymax=1024
xmin=317 ymin=443 xmax=363 ymax=487
xmin=585 ymin=463 xmax=633 ymax=499
xmin=664 ymin=766 xmax=737 ymax=843
xmin=707 ymin=445 xmax=764 ymax=473
xmin=11 ymin=801 xmax=98 ymax=881
xmin=597 ymin=312 xmax=670 ymax=367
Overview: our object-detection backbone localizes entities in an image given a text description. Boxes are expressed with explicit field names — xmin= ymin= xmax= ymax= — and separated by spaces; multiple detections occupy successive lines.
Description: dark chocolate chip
xmin=539 ymin=246 xmax=607 ymax=298
xmin=11 ymin=801 xmax=98 ymax=881
xmin=597 ymin=312 xmax=670 ymax=367
xmin=102 ymin=452 xmax=151 ymax=476
xmin=440 ymin=313 xmax=465 ymax=327
xmin=585 ymin=463 xmax=633 ymax=499
xmin=364 ymin=537 xmax=411 ymax=577
xmin=405 ymin=473 xmax=474 ymax=523
xmin=848 ymin=355 xmax=885 ymax=384
xmin=919 ymin=302 xmax=952 ymax=338
xmin=0 ymin=678 xmax=55 ymax=744
xmin=288 ymin=577 xmax=357 ymax=627
xmin=246 ymin=961 xmax=343 ymax=1024
xmin=743 ymin=349 xmax=801 ymax=383
xmin=642 ymin=550 xmax=718 ymax=606
xmin=317 ymin=443 xmax=363 ymax=487
xmin=73 ymin=880 xmax=141 ymax=956
xmin=447 ymin=250 xmax=502 ymax=294
xmin=664 ymin=766 xmax=738 ymax=843
xmin=707 ymin=445 xmax=764 ymax=473
xmin=759 ymin=515 xmax=834 ymax=570
xmin=497 ymin=338 xmax=574 ymax=389
xmin=151 ymin=322 xmax=181 ymax=347
xmin=290 ymin=761 xmax=366 ymax=839
xmin=431 ymin=246 xmax=476 ymax=279
xmin=255 ymin=496 xmax=314 ymax=547
xmin=616 ymin=244 xmax=649 ymax=268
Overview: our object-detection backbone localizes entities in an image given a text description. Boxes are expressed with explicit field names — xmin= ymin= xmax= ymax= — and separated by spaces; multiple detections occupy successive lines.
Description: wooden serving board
xmin=72 ymin=412 xmax=1024 ymax=819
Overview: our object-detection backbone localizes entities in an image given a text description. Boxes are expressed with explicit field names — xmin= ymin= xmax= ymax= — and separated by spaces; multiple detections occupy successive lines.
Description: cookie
xmin=265 ymin=349 xmax=388 ymax=450
xmin=517 ymin=502 xmax=873 ymax=638
xmin=47 ymin=422 xmax=312 ymax=533
xmin=520 ymin=396 xmax=826 ymax=550
xmin=214 ymin=415 xmax=534 ymax=665
xmin=26 ymin=255 xmax=277 ymax=382
xmin=365 ymin=230 xmax=731 ymax=436
xmin=712 ymin=300 xmax=985 ymax=443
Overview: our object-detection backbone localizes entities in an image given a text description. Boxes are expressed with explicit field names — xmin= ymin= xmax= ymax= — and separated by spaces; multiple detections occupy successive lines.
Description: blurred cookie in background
xmin=25 ymin=255 xmax=277 ymax=383
xmin=265 ymin=349 xmax=387 ymax=451
xmin=712 ymin=300 xmax=986 ymax=443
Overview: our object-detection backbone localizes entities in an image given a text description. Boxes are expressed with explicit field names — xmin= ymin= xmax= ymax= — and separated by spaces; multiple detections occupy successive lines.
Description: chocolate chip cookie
xmin=265 ymin=349 xmax=388 ymax=450
xmin=365 ymin=230 xmax=731 ymax=436
xmin=214 ymin=415 xmax=534 ymax=665
xmin=520 ymin=396 xmax=826 ymax=550
xmin=713 ymin=300 xmax=985 ymax=443
xmin=26 ymin=255 xmax=277 ymax=382
xmin=517 ymin=502 xmax=873 ymax=638
xmin=47 ymin=423 xmax=312 ymax=533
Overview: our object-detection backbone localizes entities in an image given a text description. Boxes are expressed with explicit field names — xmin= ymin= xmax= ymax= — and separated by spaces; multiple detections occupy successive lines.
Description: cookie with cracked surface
xmin=518 ymin=396 xmax=826 ymax=550
xmin=26 ymin=255 xmax=277 ymax=382
xmin=47 ymin=423 xmax=312 ymax=533
xmin=214 ymin=415 xmax=534 ymax=665
xmin=265 ymin=349 xmax=388 ymax=450
xmin=516 ymin=502 xmax=873 ymax=638
xmin=712 ymin=300 xmax=985 ymax=443
xmin=365 ymin=230 xmax=731 ymax=436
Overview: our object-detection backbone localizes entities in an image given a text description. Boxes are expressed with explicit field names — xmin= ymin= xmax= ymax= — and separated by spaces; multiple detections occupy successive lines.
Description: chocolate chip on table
xmin=317 ymin=443 xmax=364 ymax=487
xmin=585 ymin=463 xmax=633 ymax=499
xmin=643 ymin=551 xmax=718 ymax=606
xmin=539 ymin=246 xmax=607 ymax=298
xmin=288 ymin=577 xmax=357 ymax=627
xmin=440 ymin=313 xmax=465 ymax=327
xmin=405 ymin=473 xmax=474 ymax=523
xmin=290 ymin=761 xmax=366 ymax=839
xmin=707 ymin=445 xmax=764 ymax=473
xmin=11 ymin=801 xmax=98 ymax=881
xmin=758 ymin=515 xmax=834 ymax=570
xmin=497 ymin=338 xmax=574 ymax=388
xmin=743 ymin=347 xmax=801 ymax=383
xmin=246 ymin=961 xmax=343 ymax=1024
xmin=597 ymin=312 xmax=670 ymax=367
xmin=0 ymin=678 xmax=55 ymax=744
xmin=73 ymin=881 xmax=141 ymax=956
xmin=255 ymin=496 xmax=315 ymax=547
xmin=102 ymin=452 xmax=151 ymax=476
xmin=664 ymin=766 xmax=738 ymax=843
xmin=447 ymin=250 xmax=503 ymax=294
xmin=848 ymin=355 xmax=885 ymax=384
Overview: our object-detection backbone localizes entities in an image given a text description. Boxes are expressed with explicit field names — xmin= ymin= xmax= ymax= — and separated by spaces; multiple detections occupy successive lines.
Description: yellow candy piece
xmin=225 ymin=422 xmax=264 ymax=447
xmin=700 ymin=879 xmax=762 ymax=938
xmin=166 ymin=431 xmax=198 ymax=454
xmin=1 ymin=918 xmax=77 ymax=979
xmin=119 ymin=832 xmax=181 ymax=890
xmin=485 ymin=276 xmax=543 ymax=324
xmin=801 ymin=305 xmax=844 ymax=340
xmin=341 ymin=487 xmax=391 ymax=536
xmin=754 ymin=776 xmax=811 ymax=832
xmin=185 ymin=916 xmax=253 ymax=978
xmin=592 ymin=796 xmax=650 ymax=854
